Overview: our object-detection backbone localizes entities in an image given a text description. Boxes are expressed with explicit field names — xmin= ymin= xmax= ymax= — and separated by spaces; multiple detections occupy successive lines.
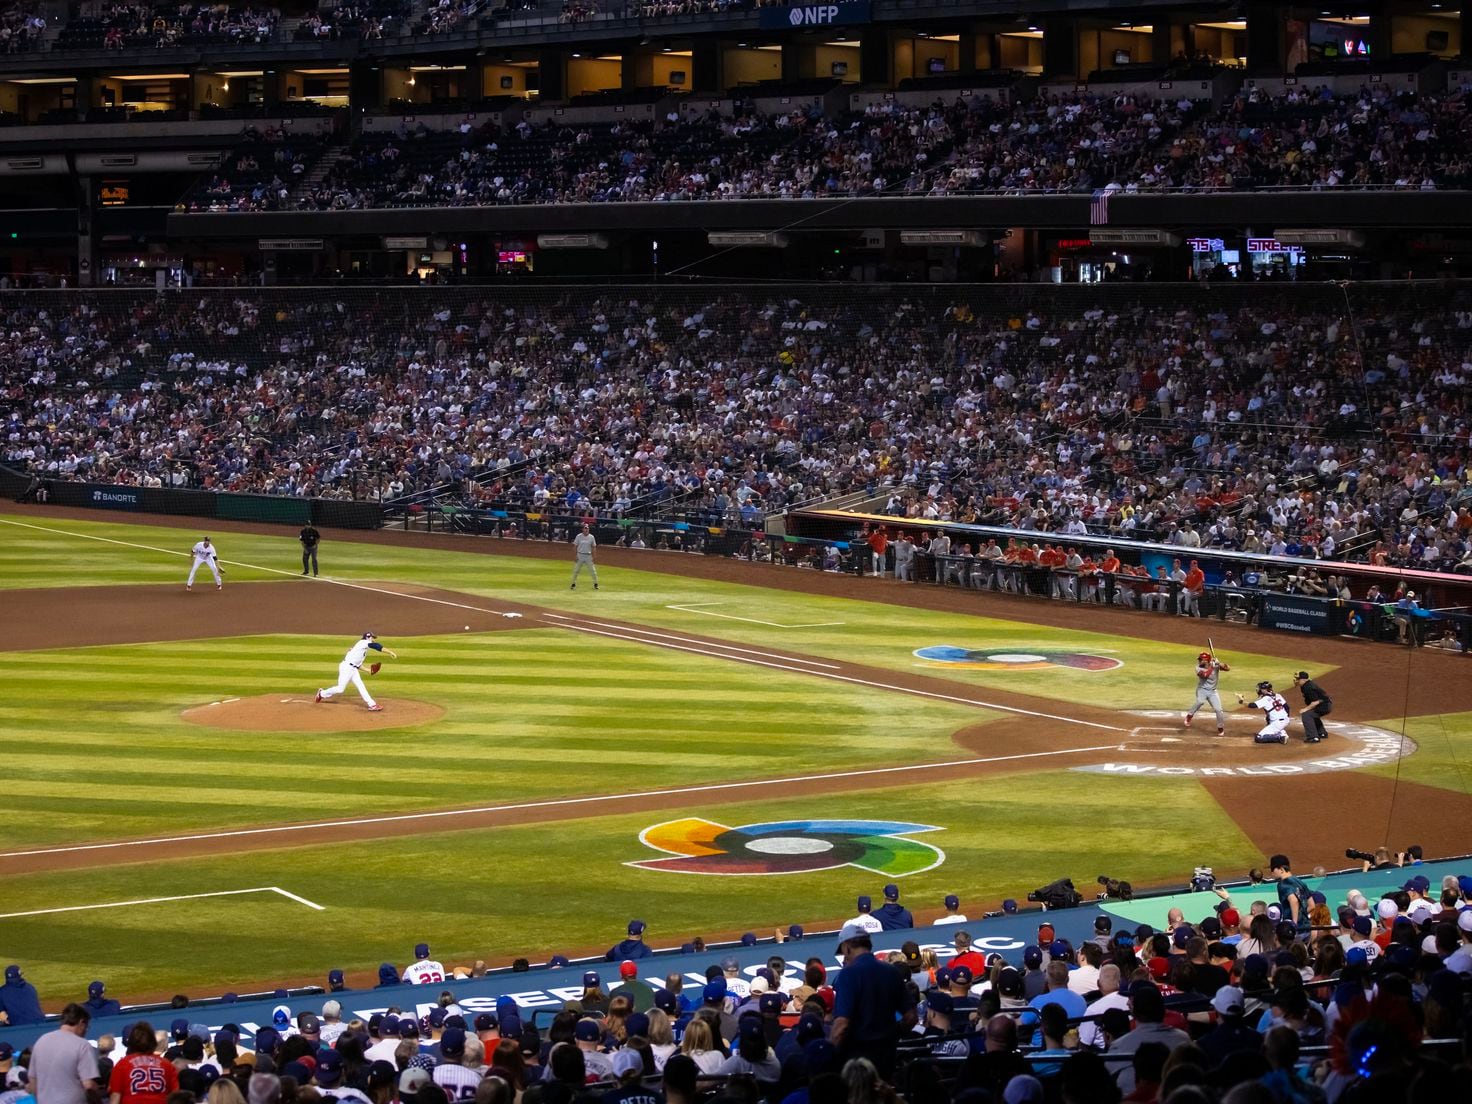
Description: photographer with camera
xmin=1346 ymin=847 xmax=1399 ymax=873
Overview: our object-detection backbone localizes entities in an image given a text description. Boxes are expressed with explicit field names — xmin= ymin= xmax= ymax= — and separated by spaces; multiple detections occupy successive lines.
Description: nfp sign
xmin=759 ymin=1 xmax=871 ymax=29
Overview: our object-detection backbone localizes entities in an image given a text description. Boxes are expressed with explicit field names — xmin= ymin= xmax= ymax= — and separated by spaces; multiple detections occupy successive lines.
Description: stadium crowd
xmin=4 ymin=283 xmax=1471 ymax=573
xmin=2 ymin=856 xmax=1472 ymax=1103
xmin=60 ymin=2 xmax=280 ymax=50
xmin=259 ymin=85 xmax=1472 ymax=213
xmin=0 ymin=1 xmax=44 ymax=52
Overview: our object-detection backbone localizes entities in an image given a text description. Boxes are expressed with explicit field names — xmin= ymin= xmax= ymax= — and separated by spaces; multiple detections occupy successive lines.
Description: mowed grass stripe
xmin=0 ymin=629 xmax=984 ymax=848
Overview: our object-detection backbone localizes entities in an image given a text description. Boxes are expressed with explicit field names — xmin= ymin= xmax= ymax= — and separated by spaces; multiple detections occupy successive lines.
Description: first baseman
xmin=317 ymin=632 xmax=397 ymax=711
xmin=570 ymin=523 xmax=599 ymax=590
xmin=1237 ymin=680 xmax=1291 ymax=744
xmin=186 ymin=537 xmax=223 ymax=591
xmin=1183 ymin=651 xmax=1230 ymax=735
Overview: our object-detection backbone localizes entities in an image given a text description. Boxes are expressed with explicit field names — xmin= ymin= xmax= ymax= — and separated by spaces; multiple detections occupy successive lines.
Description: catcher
xmin=1184 ymin=650 xmax=1231 ymax=736
xmin=1237 ymin=680 xmax=1291 ymax=745
xmin=316 ymin=631 xmax=397 ymax=712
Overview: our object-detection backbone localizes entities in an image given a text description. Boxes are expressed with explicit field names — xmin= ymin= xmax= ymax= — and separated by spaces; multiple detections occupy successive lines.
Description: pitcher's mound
xmin=182 ymin=694 xmax=445 ymax=732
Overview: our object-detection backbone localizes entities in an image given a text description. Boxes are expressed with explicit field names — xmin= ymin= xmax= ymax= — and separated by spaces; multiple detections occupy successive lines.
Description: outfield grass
xmin=0 ymin=630 xmax=990 ymax=849
xmin=0 ymin=770 xmax=1263 ymax=998
xmin=0 ymin=514 xmax=1321 ymax=710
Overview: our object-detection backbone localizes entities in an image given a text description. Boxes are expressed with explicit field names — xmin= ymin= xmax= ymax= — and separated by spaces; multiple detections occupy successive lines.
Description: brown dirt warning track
xmin=4 ymin=503 xmax=1472 ymax=881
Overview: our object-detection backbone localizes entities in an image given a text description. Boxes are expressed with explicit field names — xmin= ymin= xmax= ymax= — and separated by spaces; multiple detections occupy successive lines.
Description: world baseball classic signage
xmin=1259 ymin=593 xmax=1337 ymax=634
xmin=759 ymin=1 xmax=871 ymax=29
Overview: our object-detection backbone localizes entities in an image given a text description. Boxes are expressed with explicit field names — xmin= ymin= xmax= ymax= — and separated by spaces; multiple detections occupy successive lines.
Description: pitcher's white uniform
xmin=187 ymin=539 xmax=222 ymax=589
xmin=1248 ymin=691 xmax=1291 ymax=744
xmin=318 ymin=634 xmax=385 ymax=708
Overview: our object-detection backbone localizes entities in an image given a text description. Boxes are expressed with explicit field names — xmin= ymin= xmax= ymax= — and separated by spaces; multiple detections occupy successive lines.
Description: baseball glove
xmin=369 ymin=662 xmax=382 ymax=676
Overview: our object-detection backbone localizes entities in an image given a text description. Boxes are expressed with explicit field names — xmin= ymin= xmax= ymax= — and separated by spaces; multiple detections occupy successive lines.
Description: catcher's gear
xmin=1256 ymin=680 xmax=1273 ymax=694
xmin=1198 ymin=652 xmax=1212 ymax=662
xmin=369 ymin=662 xmax=382 ymax=676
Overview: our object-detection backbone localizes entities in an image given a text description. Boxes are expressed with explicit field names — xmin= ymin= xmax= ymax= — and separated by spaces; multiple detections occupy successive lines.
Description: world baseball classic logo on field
xmin=913 ymin=645 xmax=1122 ymax=671
xmin=629 ymin=818 xmax=945 ymax=876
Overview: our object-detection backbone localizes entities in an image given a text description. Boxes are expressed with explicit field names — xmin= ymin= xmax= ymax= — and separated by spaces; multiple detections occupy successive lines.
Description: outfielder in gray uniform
xmin=1184 ymin=652 xmax=1230 ymax=735
xmin=570 ymin=523 xmax=599 ymax=590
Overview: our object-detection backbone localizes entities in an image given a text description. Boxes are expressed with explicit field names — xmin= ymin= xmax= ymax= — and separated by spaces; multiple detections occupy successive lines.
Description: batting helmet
xmin=1198 ymin=652 xmax=1212 ymax=662
xmin=1256 ymin=680 xmax=1273 ymax=694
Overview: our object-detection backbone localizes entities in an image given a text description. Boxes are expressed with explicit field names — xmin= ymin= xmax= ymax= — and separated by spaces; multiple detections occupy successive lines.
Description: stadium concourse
xmin=4 ymin=281 xmax=1472 ymax=577
xmin=1 ymin=859 xmax=1470 ymax=1104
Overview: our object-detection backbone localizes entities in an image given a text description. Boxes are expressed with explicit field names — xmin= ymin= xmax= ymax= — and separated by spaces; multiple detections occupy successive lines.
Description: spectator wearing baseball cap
xmin=1446 ymin=911 xmax=1472 ymax=974
xmin=949 ymin=931 xmax=987 ymax=977
xmin=934 ymin=894 xmax=967 ymax=926
xmin=573 ymin=1019 xmax=615 ymax=1081
xmin=577 ymin=971 xmax=609 ymax=1015
xmin=326 ymin=969 xmax=346 ymax=993
xmin=82 ymin=981 xmax=121 ymax=1019
xmin=609 ymin=961 xmax=657 ymax=1013
xmin=605 ymin=920 xmax=652 ymax=962
xmin=873 ymin=884 xmax=913 ymax=931
xmin=841 ymin=897 xmax=884 ymax=938
xmin=716 ymin=1017 xmax=780 ymax=1081
xmin=1198 ymin=986 xmax=1260 ymax=1067
xmin=1218 ymin=906 xmax=1244 ymax=944
xmin=1020 ymin=947 xmax=1047 ymax=1001
xmin=431 ymin=1029 xmax=480 ymax=1100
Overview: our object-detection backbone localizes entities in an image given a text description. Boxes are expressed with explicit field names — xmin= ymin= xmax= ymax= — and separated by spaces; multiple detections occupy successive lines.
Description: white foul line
xmin=0 ymin=518 xmax=515 ymax=617
xmin=666 ymin=602 xmax=847 ymax=629
xmin=543 ymin=616 xmax=1123 ymax=731
xmin=0 ymin=886 xmax=324 ymax=919
xmin=0 ymin=743 xmax=1123 ymax=861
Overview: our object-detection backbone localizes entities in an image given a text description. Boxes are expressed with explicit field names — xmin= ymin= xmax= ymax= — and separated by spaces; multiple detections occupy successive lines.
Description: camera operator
xmin=1346 ymin=847 xmax=1399 ymax=873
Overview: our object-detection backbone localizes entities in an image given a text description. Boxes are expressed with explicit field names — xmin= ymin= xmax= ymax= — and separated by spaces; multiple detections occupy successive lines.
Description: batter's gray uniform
xmin=570 ymin=530 xmax=599 ymax=588
xmin=1184 ymin=658 xmax=1228 ymax=731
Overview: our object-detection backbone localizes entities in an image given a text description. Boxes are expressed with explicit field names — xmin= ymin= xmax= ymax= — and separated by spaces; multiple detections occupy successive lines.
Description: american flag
xmin=1090 ymin=189 xmax=1111 ymax=225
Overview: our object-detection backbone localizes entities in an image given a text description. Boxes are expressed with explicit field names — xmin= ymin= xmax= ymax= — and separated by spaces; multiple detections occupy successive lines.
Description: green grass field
xmin=0 ymin=511 xmax=1456 ymax=1000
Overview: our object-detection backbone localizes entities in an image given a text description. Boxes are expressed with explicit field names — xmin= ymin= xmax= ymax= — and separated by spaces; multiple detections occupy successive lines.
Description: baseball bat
xmin=1207 ymin=636 xmax=1216 ymax=662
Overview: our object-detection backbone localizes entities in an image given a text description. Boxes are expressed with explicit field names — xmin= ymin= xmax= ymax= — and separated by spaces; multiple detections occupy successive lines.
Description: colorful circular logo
xmin=630 ymin=818 xmax=945 ymax=877
xmin=914 ymin=645 xmax=1122 ymax=671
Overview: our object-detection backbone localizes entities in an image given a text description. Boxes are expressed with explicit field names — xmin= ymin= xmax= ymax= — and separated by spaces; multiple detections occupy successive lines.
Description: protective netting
xmin=1 ymin=280 xmax=1469 ymax=569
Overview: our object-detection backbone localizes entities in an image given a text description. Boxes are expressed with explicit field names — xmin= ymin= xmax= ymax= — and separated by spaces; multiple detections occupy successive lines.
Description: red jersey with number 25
xmin=110 ymin=1053 xmax=179 ymax=1104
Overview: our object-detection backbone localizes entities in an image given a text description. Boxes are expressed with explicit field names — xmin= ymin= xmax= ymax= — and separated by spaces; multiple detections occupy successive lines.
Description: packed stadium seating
xmin=295 ymin=0 xmax=409 ymax=40
xmin=0 ymin=0 xmax=44 ymax=51
xmin=249 ymin=86 xmax=1472 ymax=211
xmin=3 ymin=283 xmax=1470 ymax=574
xmin=2 ymin=858 xmax=1470 ymax=1104
xmin=55 ymin=2 xmax=279 ymax=50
